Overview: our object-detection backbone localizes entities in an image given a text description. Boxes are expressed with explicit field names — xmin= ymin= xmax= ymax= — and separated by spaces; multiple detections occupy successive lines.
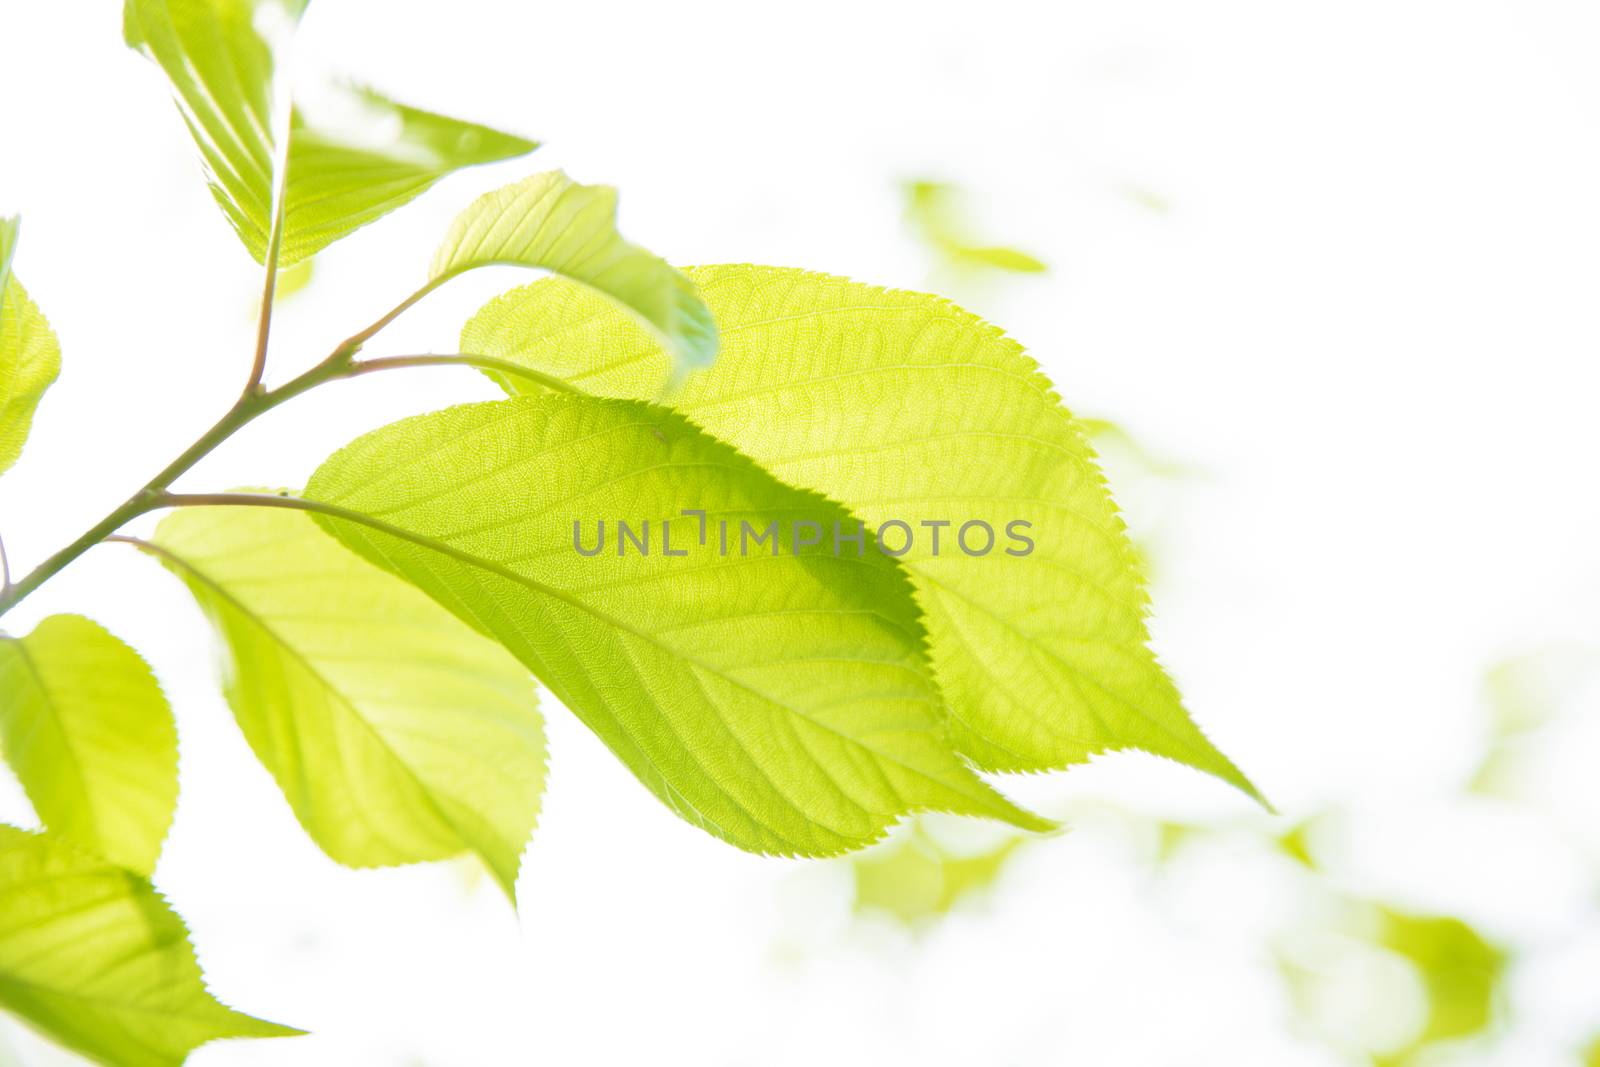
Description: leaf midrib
xmin=137 ymin=537 xmax=473 ymax=863
xmin=0 ymin=639 xmax=97 ymax=856
xmin=289 ymin=495 xmax=1015 ymax=817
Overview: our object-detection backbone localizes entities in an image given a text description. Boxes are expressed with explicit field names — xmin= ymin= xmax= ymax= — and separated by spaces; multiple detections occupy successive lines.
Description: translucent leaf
xmin=0 ymin=217 xmax=17 ymax=289
xmin=304 ymin=397 xmax=1050 ymax=856
xmin=146 ymin=504 xmax=545 ymax=898
xmin=123 ymin=0 xmax=535 ymax=265
xmin=1468 ymin=646 xmax=1598 ymax=797
xmin=0 ymin=219 xmax=62 ymax=478
xmin=431 ymin=172 xmax=717 ymax=371
xmin=280 ymin=84 xmax=538 ymax=266
xmin=1278 ymin=900 xmax=1507 ymax=1066
xmin=851 ymin=820 xmax=1026 ymax=927
xmin=464 ymin=267 xmax=1261 ymax=802
xmin=1077 ymin=416 xmax=1195 ymax=480
xmin=273 ymin=256 xmax=315 ymax=301
xmin=1377 ymin=907 xmax=1506 ymax=1053
xmin=904 ymin=180 xmax=1047 ymax=275
xmin=0 ymin=825 xmax=301 ymax=1066
xmin=0 ymin=615 xmax=177 ymax=875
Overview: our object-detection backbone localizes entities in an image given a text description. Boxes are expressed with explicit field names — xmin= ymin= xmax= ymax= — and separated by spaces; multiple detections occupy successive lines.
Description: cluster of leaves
xmin=0 ymin=1 xmax=1259 ymax=1063
xmin=1150 ymin=647 xmax=1600 ymax=1066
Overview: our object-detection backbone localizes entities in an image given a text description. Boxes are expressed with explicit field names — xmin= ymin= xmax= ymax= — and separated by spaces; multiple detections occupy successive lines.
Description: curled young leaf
xmin=431 ymin=171 xmax=717 ymax=372
xmin=123 ymin=0 xmax=536 ymax=265
xmin=0 ymin=615 xmax=177 ymax=875
xmin=282 ymin=84 xmax=537 ymax=266
xmin=0 ymin=825 xmax=301 ymax=1067
xmin=0 ymin=218 xmax=62 ymax=478
xmin=463 ymin=267 xmax=1263 ymax=804
xmin=303 ymin=396 xmax=1049 ymax=856
xmin=147 ymin=504 xmax=546 ymax=899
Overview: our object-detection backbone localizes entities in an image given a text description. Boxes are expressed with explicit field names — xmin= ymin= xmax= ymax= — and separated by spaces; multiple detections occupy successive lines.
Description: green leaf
xmin=464 ymin=266 xmax=1262 ymax=802
xmin=0 ymin=825 xmax=301 ymax=1067
xmin=280 ymin=84 xmax=539 ymax=266
xmin=0 ymin=616 xmax=177 ymax=875
xmin=431 ymin=171 xmax=717 ymax=371
xmin=1279 ymin=899 xmax=1507 ymax=1067
xmin=1377 ymin=907 xmax=1506 ymax=1053
xmin=904 ymin=180 xmax=1047 ymax=274
xmin=0 ymin=217 xmax=18 ymax=290
xmin=273 ymin=256 xmax=316 ymax=301
xmin=0 ymin=219 xmax=62 ymax=478
xmin=123 ymin=0 xmax=536 ymax=265
xmin=145 ymin=503 xmax=545 ymax=898
xmin=304 ymin=397 xmax=1049 ymax=856
xmin=851 ymin=819 xmax=1027 ymax=927
xmin=1468 ymin=646 xmax=1598 ymax=797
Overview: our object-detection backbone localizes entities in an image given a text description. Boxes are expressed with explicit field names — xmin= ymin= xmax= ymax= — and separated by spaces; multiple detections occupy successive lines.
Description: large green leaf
xmin=0 ymin=825 xmax=300 ymax=1067
xmin=146 ymin=504 xmax=545 ymax=898
xmin=0 ymin=616 xmax=177 ymax=875
xmin=0 ymin=219 xmax=62 ymax=478
xmin=303 ymin=397 xmax=1049 ymax=856
xmin=123 ymin=0 xmax=536 ymax=265
xmin=431 ymin=172 xmax=717 ymax=371
xmin=463 ymin=267 xmax=1261 ymax=802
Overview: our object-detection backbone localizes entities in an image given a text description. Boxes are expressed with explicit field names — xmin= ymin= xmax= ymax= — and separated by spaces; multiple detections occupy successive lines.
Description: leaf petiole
xmin=0 ymin=339 xmax=582 ymax=619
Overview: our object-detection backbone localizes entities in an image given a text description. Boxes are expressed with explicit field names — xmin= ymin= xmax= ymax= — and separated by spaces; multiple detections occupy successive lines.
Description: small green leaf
xmin=904 ymin=180 xmax=1047 ymax=275
xmin=464 ymin=267 xmax=1262 ymax=803
xmin=1279 ymin=899 xmax=1508 ymax=1066
xmin=851 ymin=820 xmax=1027 ymax=927
xmin=0 ymin=616 xmax=177 ymax=875
xmin=147 ymin=504 xmax=545 ymax=898
xmin=273 ymin=256 xmax=316 ymax=301
xmin=305 ymin=397 xmax=1049 ymax=856
xmin=0 ymin=219 xmax=62 ymax=478
xmin=0 ymin=825 xmax=301 ymax=1067
xmin=0 ymin=217 xmax=18 ymax=290
xmin=280 ymin=84 xmax=539 ymax=266
xmin=122 ymin=0 xmax=279 ymax=249
xmin=123 ymin=0 xmax=536 ymax=265
xmin=433 ymin=172 xmax=717 ymax=371
xmin=1468 ymin=646 xmax=1597 ymax=797
xmin=1377 ymin=907 xmax=1507 ymax=1053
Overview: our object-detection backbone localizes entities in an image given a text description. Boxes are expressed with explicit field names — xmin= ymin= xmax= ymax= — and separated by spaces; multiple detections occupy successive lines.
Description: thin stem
xmin=0 ymin=270 xmax=576 ymax=620
xmin=329 ymin=276 xmax=449 ymax=359
xmin=0 ymin=344 xmax=357 ymax=618
xmin=160 ymin=491 xmax=382 ymax=522
xmin=345 ymin=353 xmax=584 ymax=395
xmin=0 ymin=396 xmax=267 ymax=614
xmin=244 ymin=58 xmax=297 ymax=396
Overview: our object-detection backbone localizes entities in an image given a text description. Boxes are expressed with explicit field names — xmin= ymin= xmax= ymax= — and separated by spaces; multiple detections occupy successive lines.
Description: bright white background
xmin=1 ymin=0 xmax=1598 ymax=1063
